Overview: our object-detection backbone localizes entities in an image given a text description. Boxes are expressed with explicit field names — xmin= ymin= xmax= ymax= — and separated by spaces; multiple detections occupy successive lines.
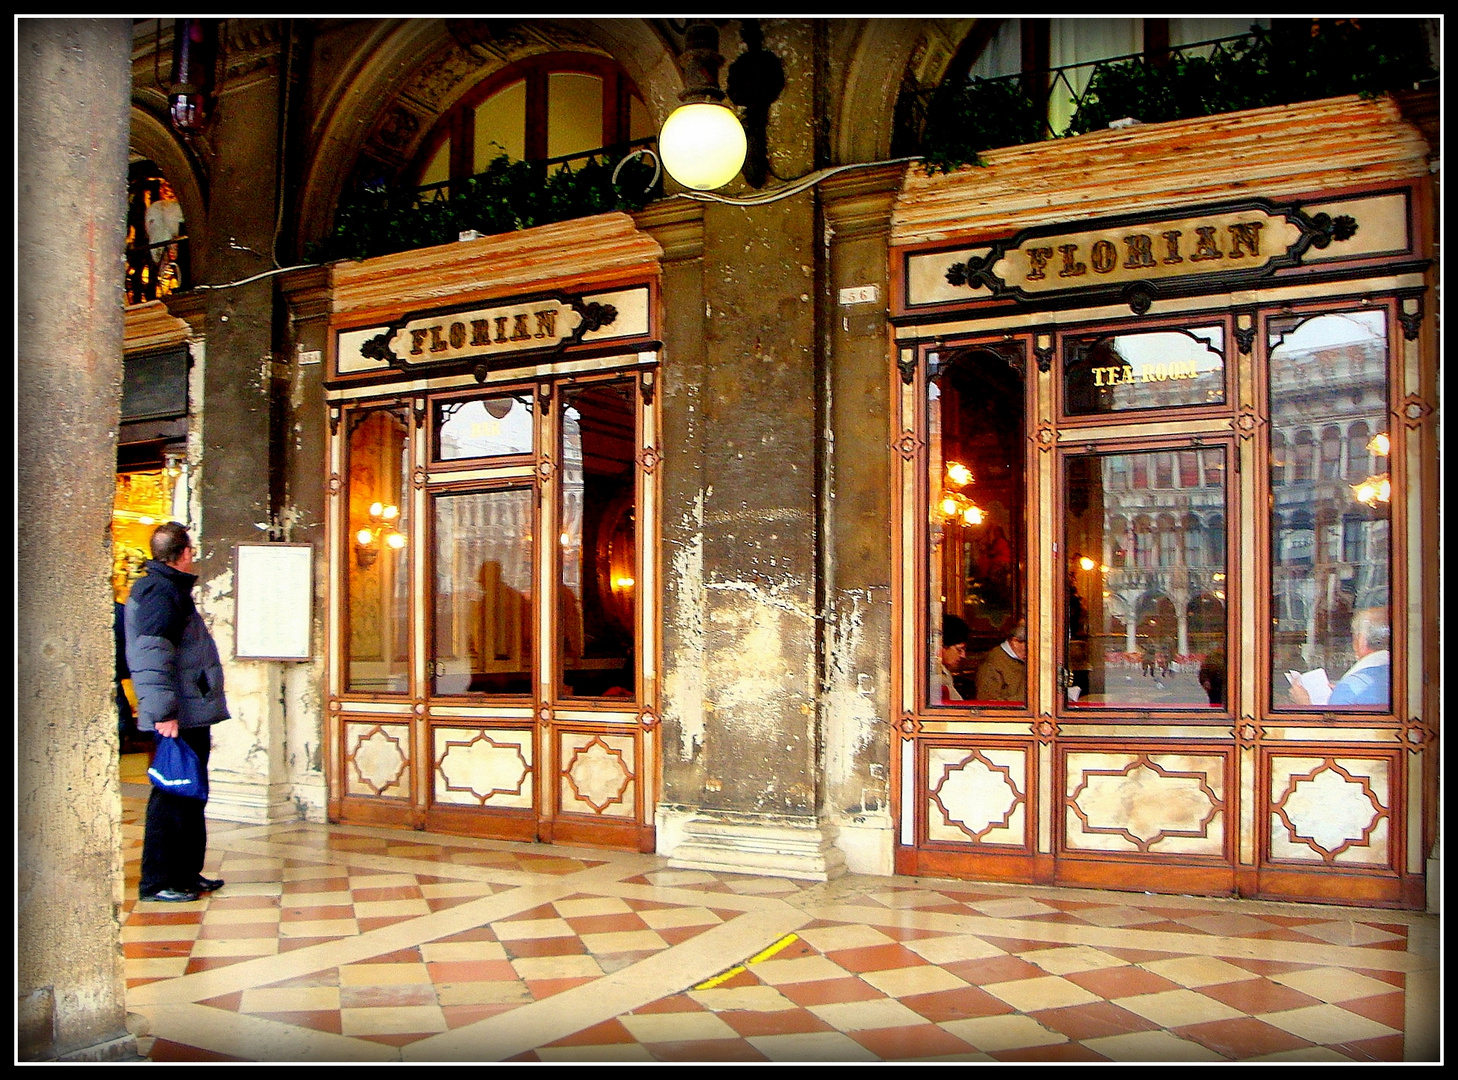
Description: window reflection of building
xmin=1067 ymin=444 xmax=1228 ymax=707
xmin=1268 ymin=310 xmax=1391 ymax=706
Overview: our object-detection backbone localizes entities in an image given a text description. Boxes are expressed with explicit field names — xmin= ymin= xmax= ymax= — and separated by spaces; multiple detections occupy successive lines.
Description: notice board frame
xmin=232 ymin=542 xmax=314 ymax=661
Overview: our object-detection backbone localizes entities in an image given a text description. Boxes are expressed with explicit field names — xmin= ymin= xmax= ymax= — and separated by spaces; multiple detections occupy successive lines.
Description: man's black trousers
xmin=140 ymin=727 xmax=212 ymax=896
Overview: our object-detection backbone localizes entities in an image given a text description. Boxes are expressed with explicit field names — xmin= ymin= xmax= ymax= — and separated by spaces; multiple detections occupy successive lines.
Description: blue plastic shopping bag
xmin=148 ymin=733 xmax=208 ymax=801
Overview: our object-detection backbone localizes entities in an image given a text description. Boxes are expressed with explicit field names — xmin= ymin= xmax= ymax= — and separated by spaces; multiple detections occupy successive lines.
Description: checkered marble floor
xmin=119 ymin=761 xmax=1438 ymax=1063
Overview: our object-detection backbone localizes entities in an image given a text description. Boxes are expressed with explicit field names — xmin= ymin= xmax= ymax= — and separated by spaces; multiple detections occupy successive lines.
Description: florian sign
xmin=359 ymin=294 xmax=618 ymax=371
xmin=945 ymin=199 xmax=1358 ymax=312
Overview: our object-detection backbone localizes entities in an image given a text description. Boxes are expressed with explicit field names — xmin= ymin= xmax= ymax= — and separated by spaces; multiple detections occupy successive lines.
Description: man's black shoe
xmin=140 ymin=887 xmax=201 ymax=903
xmin=196 ymin=876 xmax=225 ymax=892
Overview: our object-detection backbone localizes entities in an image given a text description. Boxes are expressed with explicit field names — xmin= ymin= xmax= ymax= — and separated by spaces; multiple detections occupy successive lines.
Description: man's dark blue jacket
xmin=124 ymin=559 xmax=230 ymax=731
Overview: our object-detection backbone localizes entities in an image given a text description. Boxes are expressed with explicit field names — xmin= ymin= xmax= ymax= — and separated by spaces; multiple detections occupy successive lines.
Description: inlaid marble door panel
xmin=925 ymin=745 xmax=1030 ymax=847
xmin=432 ymin=726 xmax=535 ymax=809
xmin=1063 ymin=750 xmax=1228 ymax=857
xmin=558 ymin=730 xmax=638 ymax=819
xmin=344 ymin=720 xmax=411 ymax=799
xmin=1266 ymin=753 xmax=1393 ymax=868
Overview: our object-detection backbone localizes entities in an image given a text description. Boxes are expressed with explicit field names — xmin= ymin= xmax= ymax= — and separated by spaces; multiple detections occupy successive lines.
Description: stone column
xmin=17 ymin=18 xmax=138 ymax=1061
xmin=190 ymin=20 xmax=298 ymax=825
xmin=654 ymin=21 xmax=845 ymax=879
xmin=819 ymin=165 xmax=904 ymax=876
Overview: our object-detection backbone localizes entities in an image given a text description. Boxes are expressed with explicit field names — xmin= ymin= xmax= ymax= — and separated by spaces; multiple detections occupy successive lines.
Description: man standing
xmin=127 ymin=522 xmax=230 ymax=902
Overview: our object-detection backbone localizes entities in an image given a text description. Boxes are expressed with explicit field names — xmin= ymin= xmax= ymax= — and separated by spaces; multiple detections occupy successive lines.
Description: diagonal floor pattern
xmin=118 ymin=759 xmax=1438 ymax=1063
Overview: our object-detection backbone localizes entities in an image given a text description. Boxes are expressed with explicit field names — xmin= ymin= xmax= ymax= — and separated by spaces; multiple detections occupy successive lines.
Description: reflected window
xmin=1063 ymin=326 xmax=1225 ymax=416
xmin=436 ymin=394 xmax=535 ymax=460
xmin=1064 ymin=447 xmax=1228 ymax=708
xmin=1269 ymin=310 xmax=1391 ymax=710
xmin=559 ymin=382 xmax=637 ymax=701
xmin=346 ymin=408 xmax=411 ymax=693
xmin=431 ymin=489 xmax=534 ymax=696
xmin=926 ymin=347 xmax=1027 ymax=706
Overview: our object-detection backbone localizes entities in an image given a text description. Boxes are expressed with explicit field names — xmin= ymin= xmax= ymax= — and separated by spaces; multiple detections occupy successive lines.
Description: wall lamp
xmin=355 ymin=502 xmax=406 ymax=569
xmin=659 ymin=20 xmax=746 ymax=191
xmin=159 ymin=18 xmax=216 ymax=135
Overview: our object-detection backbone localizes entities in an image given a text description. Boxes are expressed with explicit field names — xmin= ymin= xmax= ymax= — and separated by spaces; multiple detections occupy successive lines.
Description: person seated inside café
xmin=939 ymin=614 xmax=970 ymax=703
xmin=975 ymin=619 xmax=1027 ymax=704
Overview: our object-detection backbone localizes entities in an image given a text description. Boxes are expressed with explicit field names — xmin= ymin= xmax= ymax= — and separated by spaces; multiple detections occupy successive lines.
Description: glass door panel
xmin=1268 ymin=309 xmax=1391 ymax=710
xmin=1063 ymin=446 xmax=1229 ymax=709
xmin=346 ymin=408 xmax=412 ymax=693
xmin=925 ymin=348 xmax=1028 ymax=706
xmin=559 ymin=382 xmax=637 ymax=701
xmin=431 ymin=488 xmax=535 ymax=696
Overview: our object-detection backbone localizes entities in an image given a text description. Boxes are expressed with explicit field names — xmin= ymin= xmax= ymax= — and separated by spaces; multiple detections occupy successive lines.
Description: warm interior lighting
xmin=945 ymin=461 xmax=973 ymax=488
xmin=1078 ymin=556 xmax=1097 ymax=571
xmin=1352 ymin=475 xmax=1392 ymax=507
xmin=659 ymin=101 xmax=746 ymax=191
xmin=937 ymin=489 xmax=985 ymax=527
xmin=612 ymin=576 xmax=636 ymax=590
xmin=1367 ymin=432 xmax=1391 ymax=456
xmin=355 ymin=503 xmax=405 ymax=568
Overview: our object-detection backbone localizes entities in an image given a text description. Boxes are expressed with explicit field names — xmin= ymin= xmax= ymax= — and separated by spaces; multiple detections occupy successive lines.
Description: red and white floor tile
xmin=119 ymin=759 xmax=1437 ymax=1062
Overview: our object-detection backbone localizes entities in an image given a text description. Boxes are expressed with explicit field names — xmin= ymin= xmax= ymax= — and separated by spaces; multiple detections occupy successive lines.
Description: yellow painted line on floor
xmin=692 ymin=932 xmax=800 ymax=991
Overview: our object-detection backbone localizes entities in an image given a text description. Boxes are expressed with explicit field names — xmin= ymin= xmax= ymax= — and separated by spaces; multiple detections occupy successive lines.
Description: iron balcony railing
xmin=907 ymin=22 xmax=1437 ymax=170
xmin=314 ymin=137 xmax=663 ymax=263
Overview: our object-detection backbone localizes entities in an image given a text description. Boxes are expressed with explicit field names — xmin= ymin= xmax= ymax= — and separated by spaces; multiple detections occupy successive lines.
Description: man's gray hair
xmin=1354 ymin=606 xmax=1390 ymax=651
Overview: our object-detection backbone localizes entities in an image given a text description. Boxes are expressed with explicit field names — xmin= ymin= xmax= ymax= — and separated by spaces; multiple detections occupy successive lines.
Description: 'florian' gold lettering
xmin=1227 ymin=221 xmax=1263 ymax=259
xmin=1191 ymin=226 xmax=1224 ymax=261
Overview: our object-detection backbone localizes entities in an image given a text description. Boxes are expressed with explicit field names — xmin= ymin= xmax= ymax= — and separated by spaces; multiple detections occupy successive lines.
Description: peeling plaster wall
xmin=657 ymin=21 xmax=825 ymax=827
xmin=818 ymin=166 xmax=903 ymax=873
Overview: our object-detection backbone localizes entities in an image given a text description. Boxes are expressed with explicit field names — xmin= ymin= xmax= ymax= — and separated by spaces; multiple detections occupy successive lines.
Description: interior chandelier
xmin=938 ymin=461 xmax=985 ymax=526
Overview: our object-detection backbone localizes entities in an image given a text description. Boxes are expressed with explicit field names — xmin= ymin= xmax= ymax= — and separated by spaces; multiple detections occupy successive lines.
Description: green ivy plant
xmin=1067 ymin=19 xmax=1436 ymax=136
xmin=309 ymin=151 xmax=661 ymax=263
xmin=919 ymin=19 xmax=1435 ymax=170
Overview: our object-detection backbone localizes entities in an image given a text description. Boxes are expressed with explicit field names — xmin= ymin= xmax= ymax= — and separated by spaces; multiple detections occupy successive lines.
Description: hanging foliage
xmin=917 ymin=19 xmax=1436 ymax=170
xmin=1066 ymin=20 xmax=1436 ymax=136
xmin=309 ymin=151 xmax=661 ymax=263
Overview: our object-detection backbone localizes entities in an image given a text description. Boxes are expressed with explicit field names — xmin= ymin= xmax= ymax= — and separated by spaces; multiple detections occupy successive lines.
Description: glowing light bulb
xmin=1367 ymin=432 xmax=1390 ymax=457
xmin=963 ymin=506 xmax=984 ymax=526
xmin=356 ymin=529 xmax=374 ymax=546
xmin=940 ymin=497 xmax=960 ymax=518
xmin=369 ymin=501 xmax=384 ymax=518
xmin=386 ymin=532 xmax=406 ymax=549
xmin=382 ymin=504 xmax=399 ymax=520
xmin=945 ymin=461 xmax=973 ymax=488
xmin=1079 ymin=556 xmax=1096 ymax=571
xmin=658 ymin=102 xmax=746 ymax=191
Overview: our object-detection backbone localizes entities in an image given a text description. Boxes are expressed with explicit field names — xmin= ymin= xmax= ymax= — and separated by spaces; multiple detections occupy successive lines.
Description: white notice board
xmin=233 ymin=543 xmax=314 ymax=661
